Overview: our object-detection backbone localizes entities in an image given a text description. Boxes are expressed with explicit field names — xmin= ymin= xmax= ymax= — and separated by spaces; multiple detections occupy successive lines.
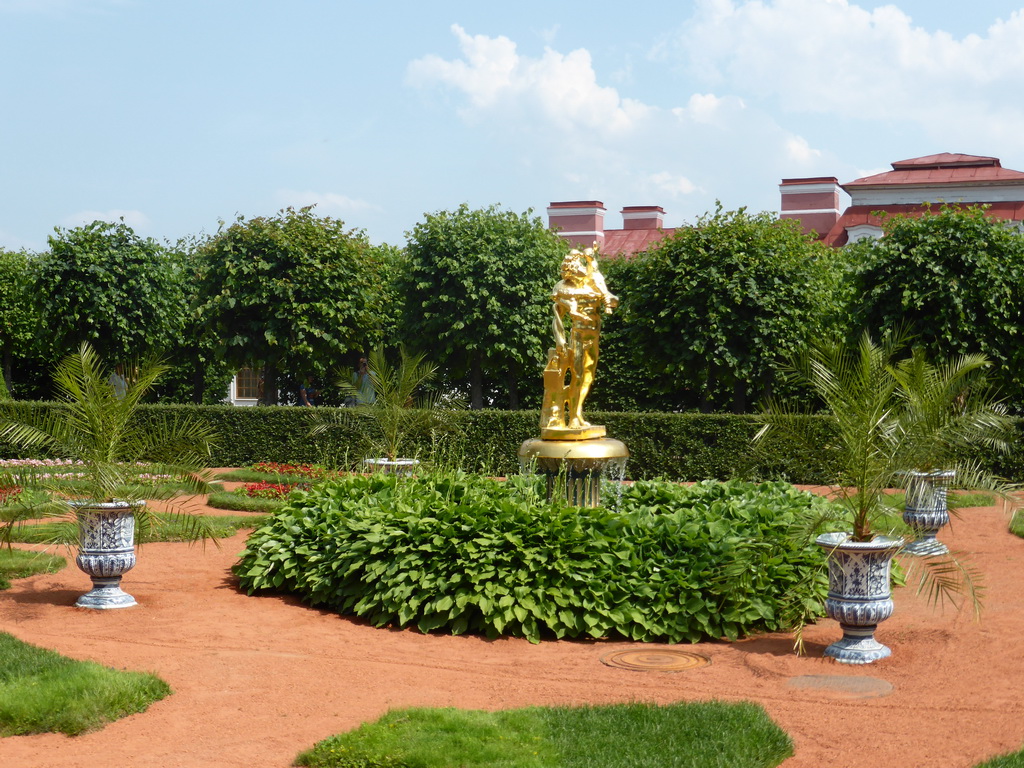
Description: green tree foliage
xmin=624 ymin=206 xmax=842 ymax=413
xmin=195 ymin=207 xmax=386 ymax=405
xmin=150 ymin=241 xmax=235 ymax=404
xmin=33 ymin=221 xmax=185 ymax=368
xmin=400 ymin=204 xmax=566 ymax=409
xmin=847 ymin=205 xmax=1024 ymax=404
xmin=0 ymin=249 xmax=37 ymax=395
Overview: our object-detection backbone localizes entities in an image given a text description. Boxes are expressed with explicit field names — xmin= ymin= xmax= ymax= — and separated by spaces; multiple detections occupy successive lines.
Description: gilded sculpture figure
xmin=541 ymin=245 xmax=618 ymax=439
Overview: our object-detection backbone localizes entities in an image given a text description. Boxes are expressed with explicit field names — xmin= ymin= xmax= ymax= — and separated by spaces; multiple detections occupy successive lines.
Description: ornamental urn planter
xmin=816 ymin=532 xmax=904 ymax=664
xmin=72 ymin=500 xmax=140 ymax=609
xmin=901 ymin=469 xmax=955 ymax=556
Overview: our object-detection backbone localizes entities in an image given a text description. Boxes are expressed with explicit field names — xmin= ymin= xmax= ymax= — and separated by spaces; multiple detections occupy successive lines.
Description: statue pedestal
xmin=518 ymin=436 xmax=629 ymax=508
xmin=540 ymin=425 xmax=606 ymax=441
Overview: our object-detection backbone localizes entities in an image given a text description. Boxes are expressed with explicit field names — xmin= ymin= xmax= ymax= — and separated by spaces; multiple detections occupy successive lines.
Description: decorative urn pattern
xmin=73 ymin=501 xmax=140 ymax=609
xmin=816 ymin=532 xmax=903 ymax=664
xmin=902 ymin=470 xmax=955 ymax=555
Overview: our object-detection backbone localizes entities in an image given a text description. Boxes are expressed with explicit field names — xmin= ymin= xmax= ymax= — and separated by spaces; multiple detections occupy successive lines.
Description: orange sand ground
xmin=2 ymin=478 xmax=1023 ymax=768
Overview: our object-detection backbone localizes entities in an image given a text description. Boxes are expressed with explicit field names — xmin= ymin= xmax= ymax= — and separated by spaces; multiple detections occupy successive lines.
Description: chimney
xmin=779 ymin=177 xmax=841 ymax=239
xmin=621 ymin=205 xmax=665 ymax=230
xmin=547 ymin=201 xmax=606 ymax=248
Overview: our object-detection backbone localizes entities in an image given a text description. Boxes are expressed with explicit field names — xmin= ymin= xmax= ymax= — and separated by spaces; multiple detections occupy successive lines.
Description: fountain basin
xmin=518 ymin=437 xmax=629 ymax=508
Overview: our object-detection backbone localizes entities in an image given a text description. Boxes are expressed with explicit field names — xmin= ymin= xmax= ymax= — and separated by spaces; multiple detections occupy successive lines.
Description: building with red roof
xmin=781 ymin=153 xmax=1024 ymax=247
xmin=548 ymin=154 xmax=1024 ymax=256
xmin=547 ymin=201 xmax=674 ymax=258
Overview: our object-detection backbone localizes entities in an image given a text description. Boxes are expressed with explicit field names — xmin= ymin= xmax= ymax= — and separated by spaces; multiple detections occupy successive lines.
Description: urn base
xmin=75 ymin=577 xmax=137 ymax=609
xmin=824 ymin=626 xmax=892 ymax=664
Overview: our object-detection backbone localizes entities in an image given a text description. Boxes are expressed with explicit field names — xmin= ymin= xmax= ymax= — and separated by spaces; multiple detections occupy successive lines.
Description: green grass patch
xmin=4 ymin=513 xmax=269 ymax=545
xmin=975 ymin=748 xmax=1024 ymax=767
xmin=297 ymin=702 xmax=793 ymax=768
xmin=237 ymin=472 xmax=833 ymax=644
xmin=0 ymin=548 xmax=66 ymax=589
xmin=215 ymin=469 xmax=302 ymax=484
xmin=207 ymin=491 xmax=285 ymax=513
xmin=0 ymin=632 xmax=170 ymax=736
xmin=1010 ymin=510 xmax=1024 ymax=539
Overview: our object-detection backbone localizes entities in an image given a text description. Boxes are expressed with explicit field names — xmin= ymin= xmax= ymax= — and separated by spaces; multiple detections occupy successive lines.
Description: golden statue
xmin=541 ymin=245 xmax=618 ymax=440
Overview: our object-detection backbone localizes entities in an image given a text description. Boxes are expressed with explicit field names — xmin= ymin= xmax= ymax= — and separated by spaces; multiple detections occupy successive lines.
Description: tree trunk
xmin=732 ymin=379 xmax=747 ymax=415
xmin=470 ymin=353 xmax=483 ymax=410
xmin=2 ymin=347 xmax=12 ymax=396
xmin=260 ymin=363 xmax=279 ymax=406
xmin=507 ymin=370 xmax=519 ymax=410
xmin=699 ymin=366 xmax=716 ymax=414
xmin=191 ymin=351 xmax=205 ymax=404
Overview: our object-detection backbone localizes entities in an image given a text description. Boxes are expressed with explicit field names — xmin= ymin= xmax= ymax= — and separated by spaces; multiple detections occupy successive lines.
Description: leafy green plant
xmin=400 ymin=203 xmax=567 ymax=409
xmin=194 ymin=206 xmax=387 ymax=405
xmin=0 ymin=632 xmax=170 ymax=736
xmin=33 ymin=220 xmax=185 ymax=365
xmin=235 ymin=472 xmax=831 ymax=644
xmin=623 ymin=204 xmax=844 ymax=413
xmin=0 ymin=343 xmax=217 ymax=545
xmin=313 ymin=346 xmax=463 ymax=463
xmin=848 ymin=204 xmax=1024 ymax=404
xmin=296 ymin=702 xmax=793 ymax=768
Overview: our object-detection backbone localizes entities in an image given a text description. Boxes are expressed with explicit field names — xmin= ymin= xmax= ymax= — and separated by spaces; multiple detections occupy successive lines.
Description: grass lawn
xmin=206 ymin=491 xmax=285 ymax=514
xmin=3 ymin=513 xmax=269 ymax=545
xmin=0 ymin=632 xmax=170 ymax=736
xmin=976 ymin=750 xmax=1024 ymax=767
xmin=296 ymin=702 xmax=794 ymax=768
xmin=0 ymin=548 xmax=66 ymax=590
xmin=1010 ymin=510 xmax=1024 ymax=539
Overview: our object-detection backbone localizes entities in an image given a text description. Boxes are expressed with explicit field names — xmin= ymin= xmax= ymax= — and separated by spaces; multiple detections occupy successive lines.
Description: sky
xmin=3 ymin=0 xmax=1024 ymax=252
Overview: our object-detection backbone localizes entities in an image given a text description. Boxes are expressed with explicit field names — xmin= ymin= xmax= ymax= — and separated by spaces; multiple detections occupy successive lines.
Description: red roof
xmin=823 ymin=201 xmax=1024 ymax=247
xmin=845 ymin=153 xmax=1024 ymax=189
xmin=603 ymin=227 xmax=676 ymax=258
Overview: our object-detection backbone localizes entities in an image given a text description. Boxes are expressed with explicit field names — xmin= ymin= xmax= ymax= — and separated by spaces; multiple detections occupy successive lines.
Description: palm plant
xmin=0 ymin=342 xmax=217 ymax=545
xmin=754 ymin=333 xmax=1018 ymax=656
xmin=313 ymin=346 xmax=463 ymax=465
xmin=893 ymin=347 xmax=1016 ymax=476
xmin=756 ymin=332 xmax=1015 ymax=544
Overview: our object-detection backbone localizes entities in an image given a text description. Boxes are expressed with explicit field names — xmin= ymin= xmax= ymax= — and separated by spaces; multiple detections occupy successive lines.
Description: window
xmin=235 ymin=368 xmax=260 ymax=400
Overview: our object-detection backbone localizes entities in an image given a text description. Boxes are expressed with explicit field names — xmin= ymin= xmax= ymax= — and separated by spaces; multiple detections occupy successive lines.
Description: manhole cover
xmin=786 ymin=675 xmax=893 ymax=699
xmin=601 ymin=649 xmax=711 ymax=672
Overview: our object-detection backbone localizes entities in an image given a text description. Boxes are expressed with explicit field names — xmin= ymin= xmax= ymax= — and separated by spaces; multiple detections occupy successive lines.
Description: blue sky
xmin=3 ymin=0 xmax=1024 ymax=252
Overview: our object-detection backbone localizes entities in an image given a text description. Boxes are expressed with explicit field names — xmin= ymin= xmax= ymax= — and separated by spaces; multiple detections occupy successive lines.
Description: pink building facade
xmin=781 ymin=153 xmax=1024 ymax=247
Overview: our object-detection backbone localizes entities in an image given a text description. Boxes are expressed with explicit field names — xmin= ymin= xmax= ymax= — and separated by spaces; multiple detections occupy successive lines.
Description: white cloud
xmin=61 ymin=209 xmax=150 ymax=231
xmin=672 ymin=93 xmax=745 ymax=125
xmin=405 ymin=22 xmax=824 ymax=222
xmin=648 ymin=171 xmax=699 ymax=197
xmin=408 ymin=24 xmax=651 ymax=136
xmin=276 ymin=190 xmax=380 ymax=219
xmin=785 ymin=135 xmax=823 ymax=165
xmin=671 ymin=0 xmax=1024 ymax=150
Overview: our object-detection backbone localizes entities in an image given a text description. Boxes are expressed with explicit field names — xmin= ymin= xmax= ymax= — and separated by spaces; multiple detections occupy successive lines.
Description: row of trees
xmin=3 ymin=202 xmax=1023 ymax=413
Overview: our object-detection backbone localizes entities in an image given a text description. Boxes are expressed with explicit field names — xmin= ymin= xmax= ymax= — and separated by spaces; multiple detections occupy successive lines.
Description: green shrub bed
xmin=235 ymin=473 xmax=831 ymax=643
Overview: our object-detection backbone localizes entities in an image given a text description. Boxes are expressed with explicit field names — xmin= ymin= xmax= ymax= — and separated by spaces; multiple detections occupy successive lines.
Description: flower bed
xmin=249 ymin=462 xmax=331 ymax=480
xmin=237 ymin=482 xmax=308 ymax=500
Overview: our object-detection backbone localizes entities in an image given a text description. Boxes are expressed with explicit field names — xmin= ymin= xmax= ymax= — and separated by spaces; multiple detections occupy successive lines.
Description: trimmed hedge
xmin=2 ymin=401 xmax=1021 ymax=483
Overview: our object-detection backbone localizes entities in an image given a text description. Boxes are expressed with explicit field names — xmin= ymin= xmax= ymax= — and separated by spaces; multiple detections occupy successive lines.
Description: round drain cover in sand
xmin=787 ymin=675 xmax=893 ymax=699
xmin=601 ymin=649 xmax=711 ymax=672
